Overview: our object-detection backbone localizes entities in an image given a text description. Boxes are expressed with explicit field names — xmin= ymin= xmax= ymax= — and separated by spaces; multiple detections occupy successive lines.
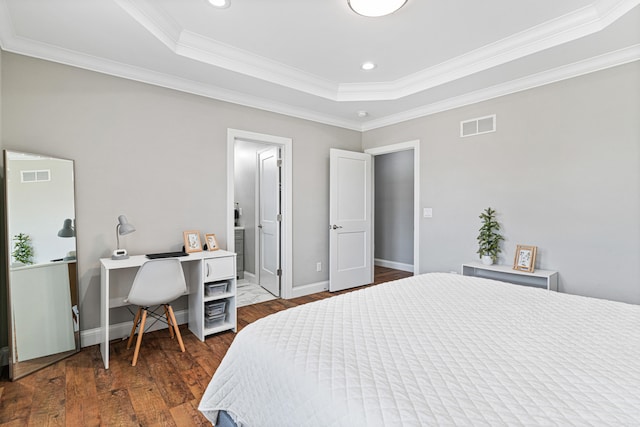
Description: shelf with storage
xmin=188 ymin=250 xmax=237 ymax=341
xmin=461 ymin=261 xmax=558 ymax=291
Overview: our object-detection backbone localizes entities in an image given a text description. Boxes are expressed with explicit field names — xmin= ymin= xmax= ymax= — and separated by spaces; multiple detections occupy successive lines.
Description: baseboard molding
xmin=80 ymin=309 xmax=188 ymax=348
xmin=374 ymin=258 xmax=414 ymax=273
xmin=290 ymin=280 xmax=329 ymax=298
xmin=242 ymin=271 xmax=256 ymax=281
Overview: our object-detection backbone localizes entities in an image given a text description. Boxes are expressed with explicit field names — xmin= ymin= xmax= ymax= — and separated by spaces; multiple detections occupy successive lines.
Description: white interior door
xmin=329 ymin=149 xmax=373 ymax=292
xmin=257 ymin=146 xmax=281 ymax=296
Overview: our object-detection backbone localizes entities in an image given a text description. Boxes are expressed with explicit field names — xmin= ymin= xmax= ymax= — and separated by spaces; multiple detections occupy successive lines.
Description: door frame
xmin=365 ymin=140 xmax=420 ymax=275
xmin=227 ymin=129 xmax=293 ymax=299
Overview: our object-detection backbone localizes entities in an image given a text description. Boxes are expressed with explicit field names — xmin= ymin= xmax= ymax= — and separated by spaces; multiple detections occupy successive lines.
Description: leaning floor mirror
xmin=3 ymin=150 xmax=80 ymax=380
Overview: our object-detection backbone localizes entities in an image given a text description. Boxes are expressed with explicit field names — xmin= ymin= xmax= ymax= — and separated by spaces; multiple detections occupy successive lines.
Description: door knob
xmin=258 ymin=224 xmax=263 ymax=229
xmin=331 ymin=224 xmax=343 ymax=230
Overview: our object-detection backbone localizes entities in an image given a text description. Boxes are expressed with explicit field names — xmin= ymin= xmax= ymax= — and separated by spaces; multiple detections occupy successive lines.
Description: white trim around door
xmin=227 ymin=129 xmax=293 ymax=299
xmin=365 ymin=140 xmax=420 ymax=275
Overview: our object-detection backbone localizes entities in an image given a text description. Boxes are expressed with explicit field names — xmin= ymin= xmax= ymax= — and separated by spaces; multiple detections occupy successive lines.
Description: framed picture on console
xmin=513 ymin=244 xmax=537 ymax=272
xmin=183 ymin=230 xmax=202 ymax=253
xmin=205 ymin=233 xmax=219 ymax=251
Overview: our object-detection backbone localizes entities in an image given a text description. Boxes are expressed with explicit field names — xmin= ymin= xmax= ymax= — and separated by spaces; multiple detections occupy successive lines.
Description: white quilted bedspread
xmin=199 ymin=273 xmax=640 ymax=426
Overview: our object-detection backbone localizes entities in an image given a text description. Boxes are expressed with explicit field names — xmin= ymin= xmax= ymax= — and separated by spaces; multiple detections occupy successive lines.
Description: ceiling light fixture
xmin=357 ymin=111 xmax=369 ymax=118
xmin=208 ymin=0 xmax=231 ymax=9
xmin=361 ymin=61 xmax=376 ymax=71
xmin=348 ymin=0 xmax=407 ymax=17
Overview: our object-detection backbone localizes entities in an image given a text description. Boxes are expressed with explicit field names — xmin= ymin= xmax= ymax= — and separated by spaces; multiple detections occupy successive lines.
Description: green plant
xmin=477 ymin=207 xmax=504 ymax=263
xmin=12 ymin=233 xmax=34 ymax=265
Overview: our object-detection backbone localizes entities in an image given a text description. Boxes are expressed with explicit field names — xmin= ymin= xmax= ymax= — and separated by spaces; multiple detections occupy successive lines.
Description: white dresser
xmin=188 ymin=251 xmax=237 ymax=341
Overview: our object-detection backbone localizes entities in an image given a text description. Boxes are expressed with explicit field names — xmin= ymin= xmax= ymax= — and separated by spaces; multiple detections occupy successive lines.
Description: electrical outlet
xmin=316 ymin=262 xmax=322 ymax=272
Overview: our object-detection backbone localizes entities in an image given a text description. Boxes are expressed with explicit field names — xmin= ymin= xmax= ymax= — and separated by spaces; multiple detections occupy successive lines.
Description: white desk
xmin=99 ymin=251 xmax=236 ymax=369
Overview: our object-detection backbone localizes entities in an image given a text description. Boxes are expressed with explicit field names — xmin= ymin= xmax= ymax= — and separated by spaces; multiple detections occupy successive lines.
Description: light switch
xmin=423 ymin=208 xmax=433 ymax=218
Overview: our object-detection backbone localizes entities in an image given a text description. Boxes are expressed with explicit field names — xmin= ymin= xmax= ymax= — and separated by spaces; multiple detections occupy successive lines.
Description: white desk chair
xmin=124 ymin=258 xmax=187 ymax=366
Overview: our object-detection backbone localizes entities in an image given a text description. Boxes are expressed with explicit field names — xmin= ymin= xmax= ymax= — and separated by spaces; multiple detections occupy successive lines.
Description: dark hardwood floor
xmin=0 ymin=266 xmax=411 ymax=426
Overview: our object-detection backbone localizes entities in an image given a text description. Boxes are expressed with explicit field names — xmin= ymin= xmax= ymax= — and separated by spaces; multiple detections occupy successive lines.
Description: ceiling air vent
xmin=460 ymin=114 xmax=496 ymax=137
xmin=21 ymin=169 xmax=51 ymax=183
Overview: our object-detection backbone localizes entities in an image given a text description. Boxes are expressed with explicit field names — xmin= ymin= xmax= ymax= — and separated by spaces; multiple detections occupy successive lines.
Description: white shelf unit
xmin=461 ymin=261 xmax=558 ymax=291
xmin=188 ymin=251 xmax=237 ymax=341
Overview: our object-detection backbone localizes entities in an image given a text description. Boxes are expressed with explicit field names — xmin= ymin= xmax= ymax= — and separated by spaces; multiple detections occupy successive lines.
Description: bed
xmin=199 ymin=273 xmax=640 ymax=426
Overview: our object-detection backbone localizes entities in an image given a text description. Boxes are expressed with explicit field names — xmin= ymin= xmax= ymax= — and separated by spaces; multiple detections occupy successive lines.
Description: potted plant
xmin=12 ymin=233 xmax=35 ymax=265
xmin=477 ymin=207 xmax=503 ymax=265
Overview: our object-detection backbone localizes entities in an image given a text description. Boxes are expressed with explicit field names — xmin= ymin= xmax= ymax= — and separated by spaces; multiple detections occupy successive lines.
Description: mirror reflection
xmin=4 ymin=150 xmax=80 ymax=380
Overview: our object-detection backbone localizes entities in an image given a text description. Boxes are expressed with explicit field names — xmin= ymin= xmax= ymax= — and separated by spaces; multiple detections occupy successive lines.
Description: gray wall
xmin=363 ymin=61 xmax=640 ymax=304
xmin=374 ymin=150 xmax=414 ymax=265
xmin=0 ymin=52 xmax=362 ymax=331
xmin=1 ymin=49 xmax=638 ymax=343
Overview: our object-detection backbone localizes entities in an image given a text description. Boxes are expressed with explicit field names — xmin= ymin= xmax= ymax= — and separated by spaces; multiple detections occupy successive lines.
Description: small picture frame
xmin=205 ymin=233 xmax=219 ymax=251
xmin=183 ymin=230 xmax=202 ymax=253
xmin=513 ymin=245 xmax=537 ymax=272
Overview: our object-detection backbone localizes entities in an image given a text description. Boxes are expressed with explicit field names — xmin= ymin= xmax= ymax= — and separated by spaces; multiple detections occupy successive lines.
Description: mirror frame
xmin=3 ymin=149 xmax=80 ymax=380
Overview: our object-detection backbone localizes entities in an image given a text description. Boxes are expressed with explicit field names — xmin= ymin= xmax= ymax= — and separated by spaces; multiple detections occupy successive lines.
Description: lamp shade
xmin=117 ymin=215 xmax=136 ymax=235
xmin=348 ymin=0 xmax=407 ymax=17
xmin=57 ymin=218 xmax=75 ymax=238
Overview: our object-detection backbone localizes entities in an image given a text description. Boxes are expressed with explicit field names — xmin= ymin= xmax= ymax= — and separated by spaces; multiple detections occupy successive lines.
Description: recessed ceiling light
xmin=357 ymin=111 xmax=369 ymax=118
xmin=348 ymin=0 xmax=407 ymax=17
xmin=208 ymin=0 xmax=230 ymax=9
xmin=361 ymin=61 xmax=376 ymax=71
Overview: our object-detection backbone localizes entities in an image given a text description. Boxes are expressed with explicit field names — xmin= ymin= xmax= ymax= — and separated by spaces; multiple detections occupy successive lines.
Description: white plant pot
xmin=481 ymin=255 xmax=494 ymax=265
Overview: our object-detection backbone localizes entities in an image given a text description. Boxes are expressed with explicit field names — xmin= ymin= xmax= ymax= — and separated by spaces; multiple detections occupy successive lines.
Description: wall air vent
xmin=460 ymin=114 xmax=496 ymax=137
xmin=21 ymin=169 xmax=50 ymax=183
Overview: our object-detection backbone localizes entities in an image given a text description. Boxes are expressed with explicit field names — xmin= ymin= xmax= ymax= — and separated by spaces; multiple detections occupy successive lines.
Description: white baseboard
xmin=242 ymin=271 xmax=256 ymax=281
xmin=1 ymin=346 xmax=8 ymax=367
xmin=374 ymin=258 xmax=414 ymax=273
xmin=80 ymin=309 xmax=188 ymax=348
xmin=290 ymin=280 xmax=329 ymax=298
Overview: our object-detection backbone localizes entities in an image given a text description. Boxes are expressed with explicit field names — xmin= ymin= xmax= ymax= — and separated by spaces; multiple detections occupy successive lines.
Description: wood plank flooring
xmin=0 ymin=267 xmax=411 ymax=426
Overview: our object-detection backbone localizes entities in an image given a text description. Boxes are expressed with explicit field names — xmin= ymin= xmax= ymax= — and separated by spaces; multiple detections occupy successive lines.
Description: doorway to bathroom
xmin=227 ymin=129 xmax=293 ymax=306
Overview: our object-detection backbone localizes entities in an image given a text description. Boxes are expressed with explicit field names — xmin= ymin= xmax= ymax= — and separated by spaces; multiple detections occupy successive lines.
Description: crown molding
xmin=176 ymin=30 xmax=338 ymax=100
xmin=0 ymin=35 xmax=362 ymax=131
xmin=115 ymin=0 xmax=338 ymax=100
xmin=360 ymin=44 xmax=640 ymax=131
xmin=116 ymin=0 xmax=639 ymax=102
xmin=113 ymin=0 xmax=181 ymax=50
xmin=339 ymin=0 xmax=640 ymax=101
xmin=0 ymin=25 xmax=637 ymax=133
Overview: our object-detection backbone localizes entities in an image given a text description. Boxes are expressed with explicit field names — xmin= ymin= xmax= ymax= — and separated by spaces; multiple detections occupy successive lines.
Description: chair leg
xmin=127 ymin=307 xmax=142 ymax=350
xmin=131 ymin=309 xmax=147 ymax=366
xmin=166 ymin=305 xmax=185 ymax=353
xmin=164 ymin=305 xmax=175 ymax=339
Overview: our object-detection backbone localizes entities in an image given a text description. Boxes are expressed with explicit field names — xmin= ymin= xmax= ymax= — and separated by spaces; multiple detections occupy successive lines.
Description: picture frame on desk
xmin=513 ymin=245 xmax=537 ymax=272
xmin=205 ymin=233 xmax=219 ymax=251
xmin=183 ymin=230 xmax=203 ymax=253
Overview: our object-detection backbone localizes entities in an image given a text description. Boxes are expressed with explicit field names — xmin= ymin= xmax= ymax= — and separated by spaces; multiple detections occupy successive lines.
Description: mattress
xmin=199 ymin=273 xmax=640 ymax=426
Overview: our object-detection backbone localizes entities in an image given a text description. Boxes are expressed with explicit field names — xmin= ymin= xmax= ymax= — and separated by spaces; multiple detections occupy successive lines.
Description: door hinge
xmin=276 ymin=268 xmax=282 ymax=276
xmin=277 ymin=214 xmax=282 ymax=221
xmin=277 ymin=159 xmax=283 ymax=167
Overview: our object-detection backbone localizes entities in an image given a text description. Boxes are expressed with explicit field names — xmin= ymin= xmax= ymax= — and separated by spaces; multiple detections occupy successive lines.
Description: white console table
xmin=99 ymin=251 xmax=236 ymax=369
xmin=462 ymin=262 xmax=558 ymax=291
